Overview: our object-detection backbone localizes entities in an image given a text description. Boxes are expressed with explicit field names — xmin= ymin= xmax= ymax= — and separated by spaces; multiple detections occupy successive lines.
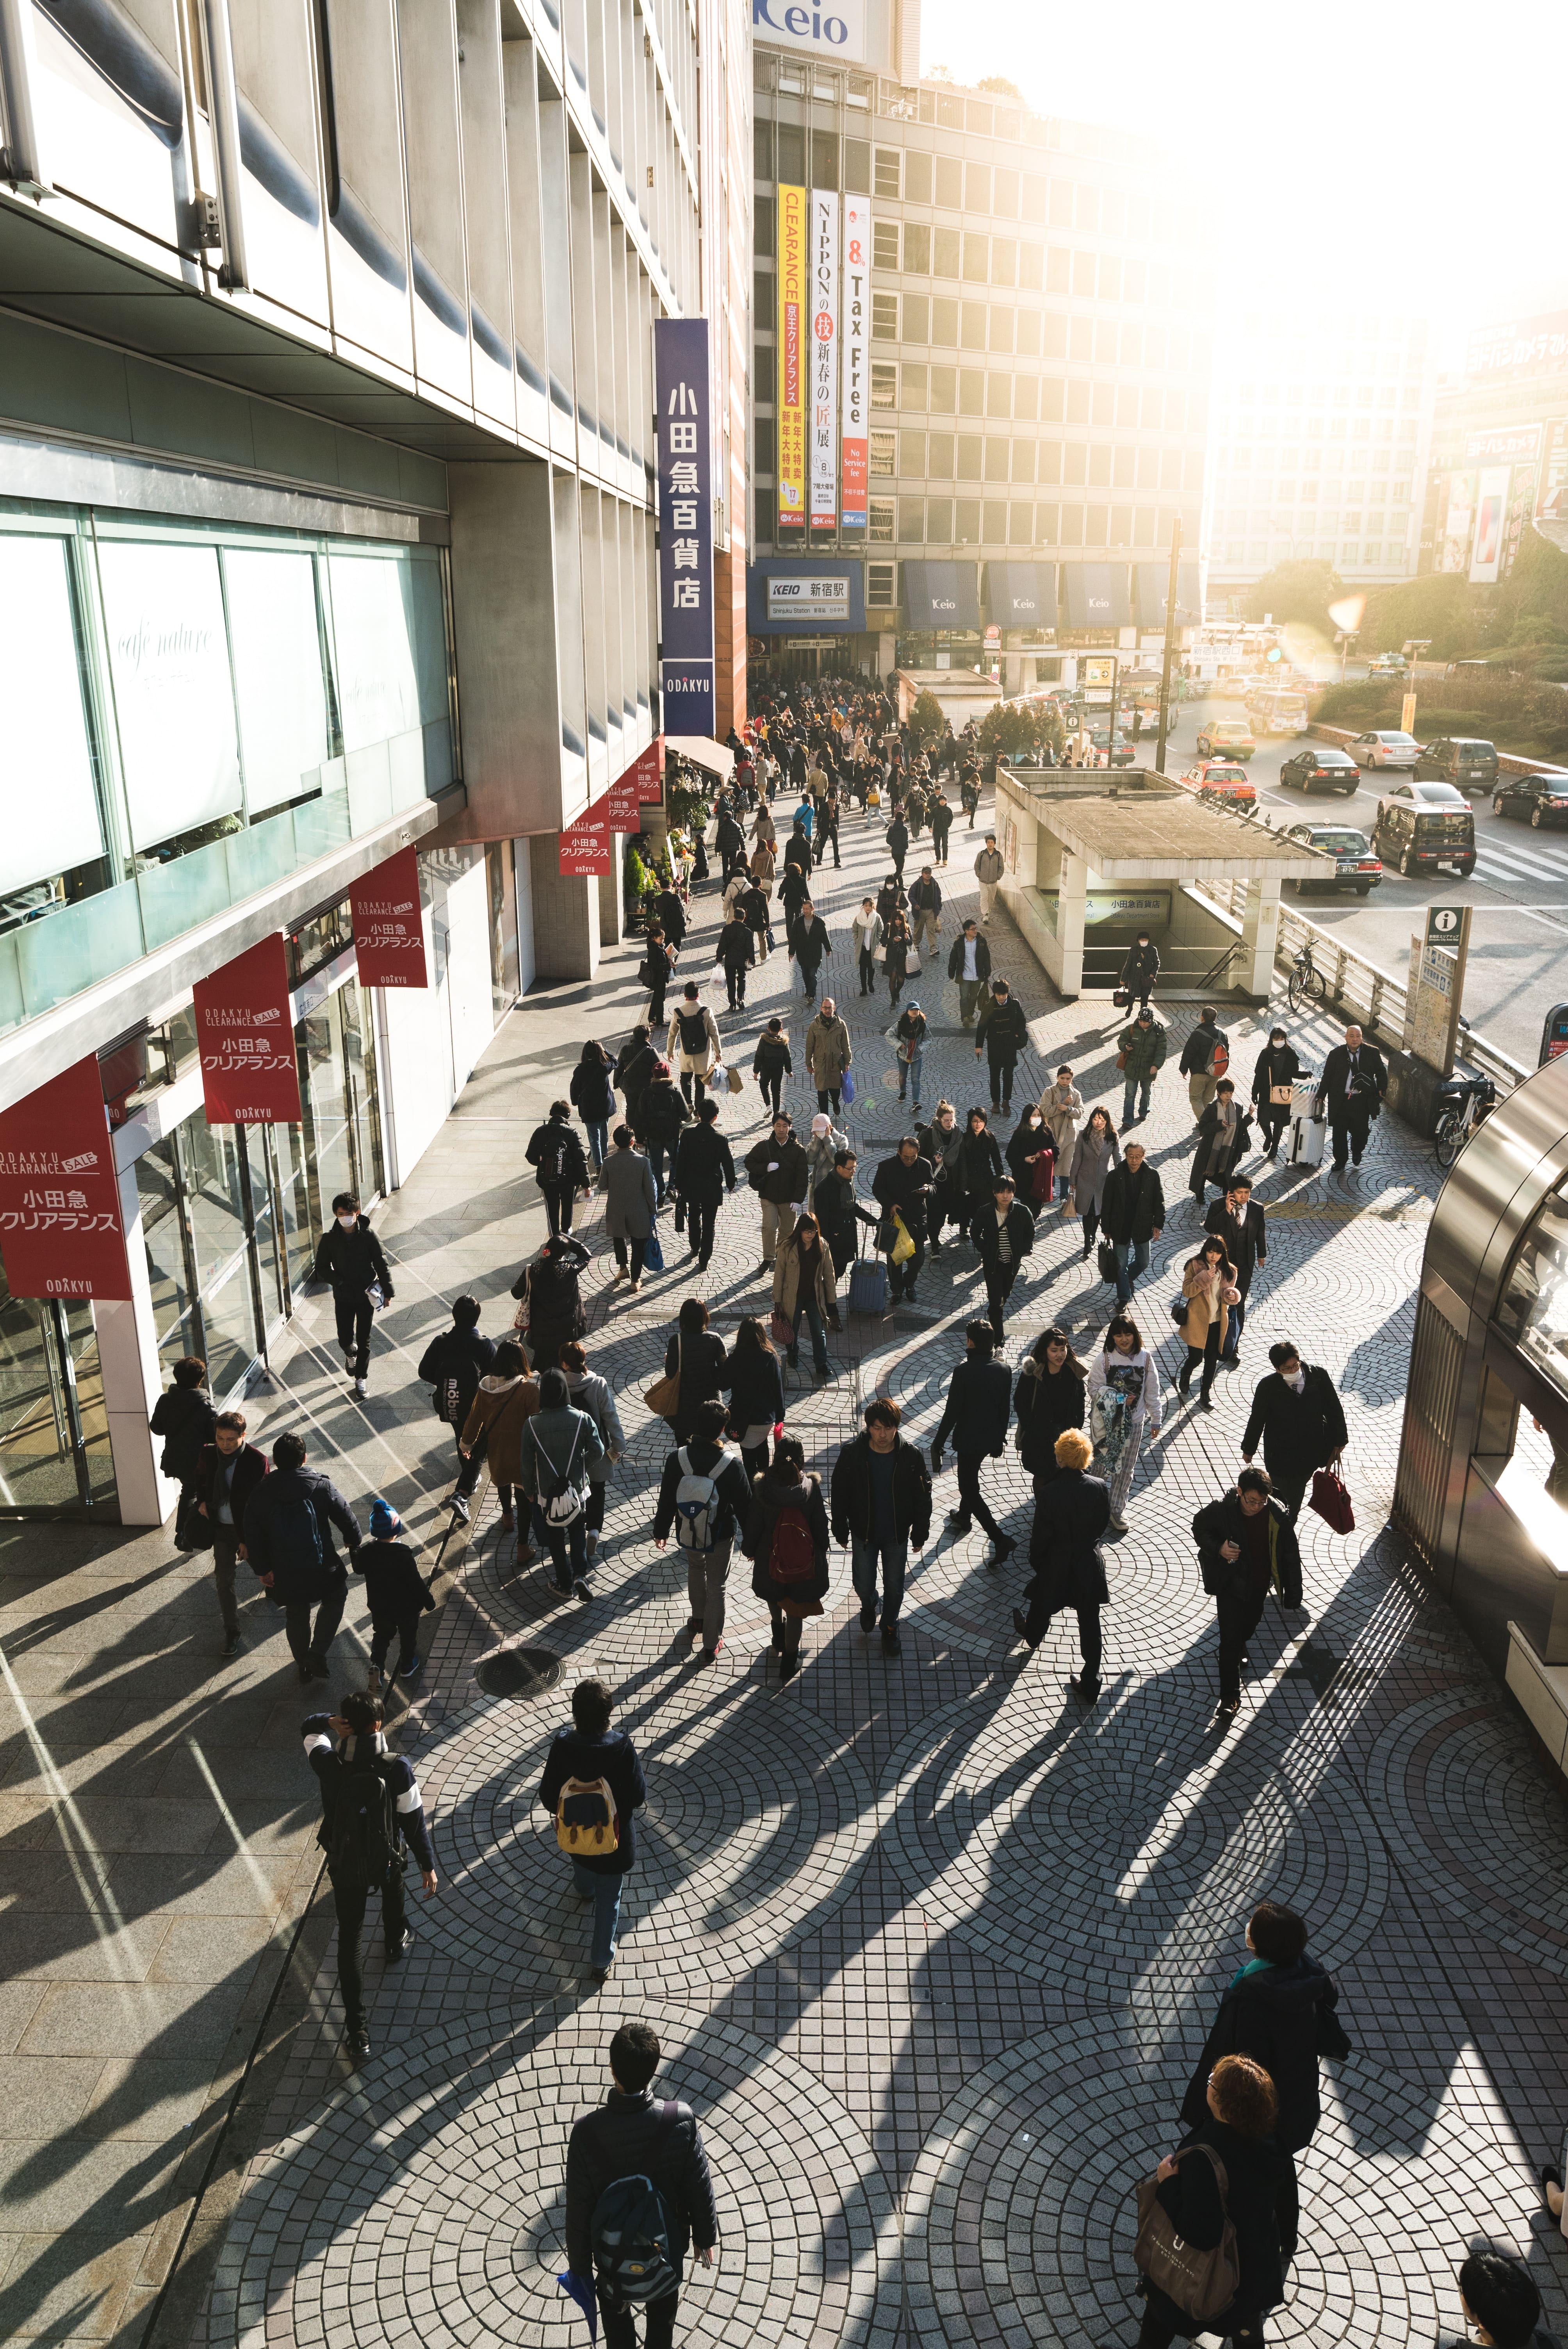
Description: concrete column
xmin=597 ymin=843 xmax=625 ymax=946
xmin=97 ymin=1163 xmax=182 ymax=1527
xmin=1239 ymin=877 xmax=1281 ymax=1003
xmin=877 ymin=631 xmax=896 ymax=678
xmin=528 ymin=835 xmax=602 ymax=980
xmin=444 ymin=462 xmax=568 ymax=845
xmin=1057 ymin=850 xmax=1087 ymax=996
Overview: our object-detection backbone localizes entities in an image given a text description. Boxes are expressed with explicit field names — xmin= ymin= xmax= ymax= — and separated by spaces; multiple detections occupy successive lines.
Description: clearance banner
xmin=193 ymin=935 xmax=302 ymax=1126
xmin=559 ymin=804 xmax=611 ymax=876
xmin=809 ymin=188 xmax=839 ymax=531
xmin=0 ymin=1055 xmax=132 ymax=1301
xmin=840 ymin=194 xmax=869 ymax=528
xmin=351 ymin=846 xmax=428 ymax=988
xmin=633 ymin=737 xmax=664 ymax=804
xmin=777 ymin=184 xmax=806 ymax=528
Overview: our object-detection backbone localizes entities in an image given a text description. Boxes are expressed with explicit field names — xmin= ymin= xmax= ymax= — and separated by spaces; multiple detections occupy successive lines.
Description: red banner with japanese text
xmin=192 ymin=935 xmax=303 ymax=1126
xmin=606 ymin=768 xmax=643 ymax=831
xmin=634 ymin=737 xmax=665 ymax=804
xmin=559 ymin=805 xmax=611 ymax=876
xmin=0 ymin=1054 xmax=132 ymax=1299
xmin=351 ymin=846 xmax=428 ymax=987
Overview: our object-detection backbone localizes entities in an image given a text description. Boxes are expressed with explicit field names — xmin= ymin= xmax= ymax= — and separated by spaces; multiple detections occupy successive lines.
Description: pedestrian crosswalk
xmin=1472 ymin=826 xmax=1568 ymax=895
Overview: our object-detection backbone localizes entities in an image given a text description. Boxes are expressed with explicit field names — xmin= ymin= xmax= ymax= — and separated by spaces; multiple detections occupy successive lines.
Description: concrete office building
xmin=1205 ymin=307 xmax=1436 ymax=604
xmin=747 ymin=13 xmax=1212 ymax=682
xmin=1418 ymin=305 xmax=1568 ymax=579
xmin=0 ymin=0 xmax=734 ymax=1526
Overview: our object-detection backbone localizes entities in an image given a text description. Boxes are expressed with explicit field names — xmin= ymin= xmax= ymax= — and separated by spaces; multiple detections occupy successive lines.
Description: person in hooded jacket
xmin=569 ymin=1040 xmax=617 ymax=1173
xmin=313 ymin=1193 xmax=394 ymax=1399
xmin=1193 ymin=1466 xmax=1304 ymax=1727
xmin=512 ymin=1234 xmax=590 ymax=1372
xmin=151 ymin=1356 xmax=217 ymax=1550
xmin=1014 ymin=1328 xmax=1088 ymax=1494
xmin=526 ymin=1100 xmax=593 ymax=1237
xmin=353 ymin=1497 xmax=435 ymax=1691
xmin=538 ymin=1678 xmax=645 ymax=1984
xmin=743 ymin=1434 xmax=831 ymax=1683
xmin=1180 ymin=1900 xmax=1347 ymax=2267
xmin=1012 ymin=1428 xmax=1112 ymax=1700
xmin=1133 ymin=2053 xmax=1288 ymax=2349
xmin=458 ymin=1341 xmax=540 ymax=1541
xmin=1241 ymin=1342 xmax=1348 ymax=1525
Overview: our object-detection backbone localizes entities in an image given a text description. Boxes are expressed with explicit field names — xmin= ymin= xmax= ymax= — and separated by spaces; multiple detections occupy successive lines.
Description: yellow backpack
xmin=555 ymin=1775 xmax=619 ymax=1855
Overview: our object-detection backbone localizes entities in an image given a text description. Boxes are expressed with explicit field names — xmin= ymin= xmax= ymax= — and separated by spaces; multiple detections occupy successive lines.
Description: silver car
xmin=1347 ymin=729 xmax=1419 ymax=770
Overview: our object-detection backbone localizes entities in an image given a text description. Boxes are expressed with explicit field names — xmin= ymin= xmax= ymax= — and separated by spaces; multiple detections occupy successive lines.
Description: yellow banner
xmin=777 ymin=184 xmax=806 ymax=526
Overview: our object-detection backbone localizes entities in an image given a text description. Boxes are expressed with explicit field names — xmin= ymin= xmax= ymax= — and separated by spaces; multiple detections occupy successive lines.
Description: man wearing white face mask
xmin=313 ymin=1192 xmax=395 ymax=1400
xmin=1240 ymin=1340 xmax=1349 ymax=1527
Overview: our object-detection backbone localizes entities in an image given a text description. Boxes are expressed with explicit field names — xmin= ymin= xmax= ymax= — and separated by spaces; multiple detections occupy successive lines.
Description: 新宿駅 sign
xmin=767 ymin=577 xmax=850 ymax=622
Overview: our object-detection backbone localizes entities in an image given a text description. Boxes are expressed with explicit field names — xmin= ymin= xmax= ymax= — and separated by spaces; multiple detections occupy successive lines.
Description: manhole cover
xmin=475 ymin=1646 xmax=563 ymax=1699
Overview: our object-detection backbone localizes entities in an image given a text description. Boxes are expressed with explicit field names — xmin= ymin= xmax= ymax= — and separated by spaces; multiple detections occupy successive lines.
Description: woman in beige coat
xmin=458 ymin=1342 xmax=540 ymax=1534
xmin=1039 ymin=1065 xmax=1085 ymax=1203
xmin=772 ymin=1211 xmax=840 ymax=1383
xmin=1176 ymin=1235 xmax=1240 ymax=1411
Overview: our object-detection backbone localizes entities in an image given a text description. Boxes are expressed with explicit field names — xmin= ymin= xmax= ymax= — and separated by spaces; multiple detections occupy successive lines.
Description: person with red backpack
xmin=303 ymin=1688 xmax=436 ymax=2059
xmin=742 ymin=1434 xmax=830 ymax=1682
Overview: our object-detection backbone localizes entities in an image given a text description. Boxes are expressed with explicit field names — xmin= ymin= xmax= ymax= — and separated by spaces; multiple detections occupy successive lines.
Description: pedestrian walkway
xmin=5 ymin=788 xmax=1568 ymax=2349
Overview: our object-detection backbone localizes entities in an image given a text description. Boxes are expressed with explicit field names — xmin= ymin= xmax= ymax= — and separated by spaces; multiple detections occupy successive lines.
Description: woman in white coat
xmin=1087 ymin=1310 xmax=1161 ymax=1532
xmin=1039 ymin=1065 xmax=1085 ymax=1203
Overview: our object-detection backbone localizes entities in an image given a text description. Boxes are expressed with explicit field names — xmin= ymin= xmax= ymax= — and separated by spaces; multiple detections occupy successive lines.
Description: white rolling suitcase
xmin=1288 ymin=1076 xmax=1326 ymax=1168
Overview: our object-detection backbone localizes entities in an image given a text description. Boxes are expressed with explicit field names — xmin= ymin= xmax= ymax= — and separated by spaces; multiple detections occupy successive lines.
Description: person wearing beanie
xmin=353 ymin=1498 xmax=436 ymax=1691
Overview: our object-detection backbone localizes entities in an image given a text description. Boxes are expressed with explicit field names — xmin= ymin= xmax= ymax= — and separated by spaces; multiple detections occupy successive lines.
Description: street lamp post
xmin=1154 ymin=514 xmax=1183 ymax=775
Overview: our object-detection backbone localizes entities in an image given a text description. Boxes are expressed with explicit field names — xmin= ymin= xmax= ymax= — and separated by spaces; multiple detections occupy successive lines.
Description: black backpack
xmin=428 ymin=1338 xmax=478 ymax=1428
xmin=590 ymin=2103 xmax=686 ymax=2303
xmin=677 ymin=1008 xmax=708 ymax=1055
xmin=325 ymin=1751 xmax=401 ymax=1893
xmin=271 ymin=1484 xmax=324 ymax=1575
xmin=538 ymin=1125 xmax=573 ymax=1186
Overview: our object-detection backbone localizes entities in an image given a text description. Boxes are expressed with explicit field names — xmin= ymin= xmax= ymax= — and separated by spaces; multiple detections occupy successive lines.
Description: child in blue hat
xmin=353 ymin=1498 xmax=435 ymax=1691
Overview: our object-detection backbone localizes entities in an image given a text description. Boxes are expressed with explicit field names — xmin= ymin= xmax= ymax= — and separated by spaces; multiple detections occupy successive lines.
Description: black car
xmin=1373 ymin=781 xmax=1476 ymax=878
xmin=1491 ymin=771 xmax=1568 ymax=829
xmin=1414 ymin=737 xmax=1500 ymax=794
xmin=1283 ymin=824 xmax=1383 ymax=895
xmin=1279 ymin=746 xmax=1360 ymax=796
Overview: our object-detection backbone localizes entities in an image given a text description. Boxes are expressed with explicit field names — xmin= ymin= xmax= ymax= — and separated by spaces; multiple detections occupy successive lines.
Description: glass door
xmin=0 ymin=1269 xmax=114 ymax=1515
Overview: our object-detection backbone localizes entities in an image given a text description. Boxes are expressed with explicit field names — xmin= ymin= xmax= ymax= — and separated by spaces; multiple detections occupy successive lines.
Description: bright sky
xmin=918 ymin=0 xmax=1568 ymax=357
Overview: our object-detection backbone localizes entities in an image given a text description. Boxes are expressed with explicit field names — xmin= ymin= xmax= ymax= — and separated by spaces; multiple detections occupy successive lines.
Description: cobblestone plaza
xmin=5 ymin=793 xmax=1568 ymax=2349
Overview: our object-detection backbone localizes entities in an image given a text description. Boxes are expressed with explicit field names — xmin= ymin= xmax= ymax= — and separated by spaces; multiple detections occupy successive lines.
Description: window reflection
xmin=1497 ymin=1182 xmax=1568 ymax=1400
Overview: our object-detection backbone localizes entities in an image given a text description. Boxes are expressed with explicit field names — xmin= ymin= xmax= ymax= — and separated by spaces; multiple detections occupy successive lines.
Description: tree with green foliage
xmin=977 ymin=700 xmax=1064 ymax=761
xmin=1241 ymin=559 xmax=1345 ymax=627
xmin=908 ymin=690 xmax=948 ymax=745
xmin=976 ymin=76 xmax=1027 ymax=104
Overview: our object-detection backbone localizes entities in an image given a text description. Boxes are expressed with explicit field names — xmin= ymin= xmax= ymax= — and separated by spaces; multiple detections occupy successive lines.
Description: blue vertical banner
xmin=654 ymin=317 xmax=716 ymax=740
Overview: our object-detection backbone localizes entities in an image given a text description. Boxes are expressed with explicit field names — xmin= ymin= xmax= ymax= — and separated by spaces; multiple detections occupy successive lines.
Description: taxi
xmin=1195 ymin=716 xmax=1258 ymax=759
xmin=1179 ymin=759 xmax=1259 ymax=814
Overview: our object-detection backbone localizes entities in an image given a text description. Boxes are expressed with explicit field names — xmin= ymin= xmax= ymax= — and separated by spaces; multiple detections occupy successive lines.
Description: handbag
xmin=1096 ymin=1240 xmax=1119 ymax=1282
xmin=727 ymin=1064 xmax=744 ymax=1094
xmin=770 ymin=1307 xmax=795 ymax=1348
xmin=840 ymin=1068 xmax=855 ymax=1106
xmin=643 ymin=1221 xmax=665 ymax=1273
xmin=512 ymin=1272 xmax=531 ymax=1332
xmin=1170 ymin=1292 xmax=1189 ymax=1327
xmin=643 ymin=1332 xmax=681 ymax=1420
xmin=1112 ymin=987 xmax=1131 ymax=1009
xmin=1269 ymin=1082 xmax=1294 ymax=1107
xmin=1030 ymin=1151 xmax=1055 ymax=1202
xmin=1309 ymin=1467 xmax=1355 ymax=1534
xmin=1115 ymin=1050 xmax=1128 ymax=1071
xmin=1133 ymin=2145 xmax=1240 ymax=2326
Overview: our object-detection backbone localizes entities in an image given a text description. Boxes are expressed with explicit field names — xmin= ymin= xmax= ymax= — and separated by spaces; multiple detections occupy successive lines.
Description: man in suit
xmin=930 ymin=1320 xmax=1016 ymax=1563
xmin=1205 ymin=1174 xmax=1267 ymax=1364
xmin=970 ymin=1176 xmax=1037 ymax=1343
xmin=1316 ymin=1023 xmax=1387 ymax=1171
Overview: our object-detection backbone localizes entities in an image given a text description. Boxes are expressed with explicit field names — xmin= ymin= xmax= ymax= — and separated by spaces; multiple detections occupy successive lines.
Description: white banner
xmin=809 ymin=188 xmax=839 ymax=532
xmin=840 ymin=192 xmax=869 ymax=530
xmin=1468 ymin=463 xmax=1511 ymax=583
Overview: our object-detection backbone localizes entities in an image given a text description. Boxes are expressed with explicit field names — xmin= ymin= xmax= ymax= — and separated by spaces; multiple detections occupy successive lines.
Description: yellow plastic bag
xmin=891 ymin=1209 xmax=916 ymax=1266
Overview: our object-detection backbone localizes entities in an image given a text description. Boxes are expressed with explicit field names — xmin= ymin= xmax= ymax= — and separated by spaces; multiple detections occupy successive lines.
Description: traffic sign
xmin=1541 ymin=1003 xmax=1568 ymax=1065
xmin=1426 ymin=905 xmax=1465 ymax=944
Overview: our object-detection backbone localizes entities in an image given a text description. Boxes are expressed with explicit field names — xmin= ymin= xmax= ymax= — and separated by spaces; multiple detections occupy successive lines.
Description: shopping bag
xmin=890 ymin=1210 xmax=916 ymax=1265
xmin=643 ymin=1332 xmax=681 ymax=1419
xmin=1112 ymin=987 xmax=1131 ymax=1009
xmin=1308 ymin=1469 xmax=1355 ymax=1534
xmin=727 ymin=1065 xmax=744 ymax=1095
xmin=841 ymin=1068 xmax=856 ymax=1107
xmin=770 ymin=1308 xmax=795 ymax=1349
xmin=1030 ymin=1151 xmax=1055 ymax=1203
xmin=643 ymin=1221 xmax=665 ymax=1273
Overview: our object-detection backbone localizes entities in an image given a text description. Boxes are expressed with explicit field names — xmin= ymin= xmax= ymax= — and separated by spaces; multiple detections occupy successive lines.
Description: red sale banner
xmin=606 ymin=769 xmax=643 ymax=831
xmin=634 ymin=738 xmax=665 ymax=804
xmin=0 ymin=1054 xmax=132 ymax=1300
xmin=193 ymin=935 xmax=303 ymax=1126
xmin=559 ymin=804 xmax=611 ymax=876
xmin=352 ymin=846 xmax=428 ymax=988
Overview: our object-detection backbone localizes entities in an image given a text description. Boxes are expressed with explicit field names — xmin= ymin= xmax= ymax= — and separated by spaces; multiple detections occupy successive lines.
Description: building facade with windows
xmin=1205 ymin=308 xmax=1436 ymax=603
xmin=0 ymin=0 xmax=725 ymax=1524
xmin=1418 ymin=307 xmax=1568 ymax=581
xmin=747 ymin=31 xmax=1213 ymax=679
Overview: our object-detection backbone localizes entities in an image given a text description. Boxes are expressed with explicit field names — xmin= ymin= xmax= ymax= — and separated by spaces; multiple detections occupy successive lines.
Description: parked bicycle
xmin=1434 ymin=1071 xmax=1498 ymax=1170
xmin=1286 ymin=938 xmax=1327 ymax=1014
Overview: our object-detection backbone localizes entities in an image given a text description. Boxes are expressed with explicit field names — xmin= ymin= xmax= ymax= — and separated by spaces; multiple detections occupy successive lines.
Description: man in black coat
xmin=744 ymin=1113 xmax=808 ymax=1266
xmin=1315 ymin=1021 xmax=1387 ymax=1171
xmin=419 ymin=1295 xmax=496 ymax=1524
xmin=1012 ymin=1428 xmax=1112 ymax=1700
xmin=886 ymin=812 xmax=910 ymax=880
xmin=788 ymin=900 xmax=831 ymax=1005
xmin=1179 ymin=1900 xmax=1346 ymax=2265
xmin=931 ymin=1320 xmax=1016 ymax=1562
xmin=1205 ymin=1174 xmax=1267 ymax=1363
xmin=639 ymin=1067 xmax=692 ymax=1205
xmin=969 ymin=1177 xmax=1036 ymax=1342
xmin=1179 ymin=1004 xmax=1231 ymax=1121
xmin=783 ymin=821 xmax=813 ymax=875
xmin=673 ymin=1098 xmax=737 ymax=1273
xmin=1100 ymin=1139 xmax=1165 ymax=1307
xmin=313 ymin=1194 xmax=394 ymax=1398
xmin=1241 ymin=1341 xmax=1348 ymax=1524
xmin=244 ymin=1431 xmax=362 ymax=1681
xmin=830 ymin=1397 xmax=933 ymax=1656
xmin=715 ymin=808 xmax=744 ymax=882
xmin=192 ymin=1412 xmax=268 ymax=1654
xmin=871 ymin=1137 xmax=936 ymax=1303
xmin=564 ymin=2020 xmax=718 ymax=2345
xmin=1192 ymin=1467 xmax=1303 ymax=1726
xmin=716 ymin=905 xmax=756 ymax=1010
xmin=651 ymin=884 xmax=686 ymax=950
xmin=1117 ymin=929 xmax=1159 ymax=1011
xmin=974 ymin=979 xmax=1029 ymax=1114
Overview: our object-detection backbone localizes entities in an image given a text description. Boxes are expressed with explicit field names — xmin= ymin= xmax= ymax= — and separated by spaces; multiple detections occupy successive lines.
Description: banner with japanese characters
xmin=606 ymin=765 xmax=643 ymax=830
xmin=192 ymin=934 xmax=303 ymax=1126
xmin=0 ymin=1053 xmax=132 ymax=1299
xmin=840 ymin=194 xmax=869 ymax=528
xmin=351 ymin=846 xmax=428 ymax=988
xmin=776 ymin=184 xmax=806 ymax=529
xmin=809 ymin=189 xmax=839 ymax=531
xmin=559 ymin=803 xmax=612 ymax=875
xmin=633 ymin=737 xmax=665 ymax=803
xmin=654 ymin=317 xmax=716 ymax=740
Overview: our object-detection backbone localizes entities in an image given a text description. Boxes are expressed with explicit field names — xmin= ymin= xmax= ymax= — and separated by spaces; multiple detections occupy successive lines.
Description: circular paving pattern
xmin=1364 ymin=1689 xmax=1568 ymax=1975
xmin=902 ymin=2015 xmax=1551 ymax=2348
xmin=878 ymin=1671 xmax=1387 ymax=2015
xmin=221 ymin=2003 xmax=898 ymax=2349
xmin=414 ymin=1675 xmax=877 ymax=1994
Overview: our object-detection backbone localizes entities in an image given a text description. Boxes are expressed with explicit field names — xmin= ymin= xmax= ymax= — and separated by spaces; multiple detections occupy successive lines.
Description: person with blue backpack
xmin=244 ymin=1431 xmax=362 ymax=1682
xmin=538 ymin=1679 xmax=646 ymax=1984
xmin=563 ymin=2020 xmax=717 ymax=2348
xmin=652 ymin=1401 xmax=752 ymax=1664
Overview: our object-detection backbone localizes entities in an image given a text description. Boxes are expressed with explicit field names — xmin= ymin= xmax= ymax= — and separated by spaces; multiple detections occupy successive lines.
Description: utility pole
xmin=1154 ymin=513 xmax=1182 ymax=775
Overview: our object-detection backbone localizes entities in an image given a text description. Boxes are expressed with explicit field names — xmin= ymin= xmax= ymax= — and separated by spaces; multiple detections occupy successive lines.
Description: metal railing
xmin=1192 ymin=877 xmax=1531 ymax=1095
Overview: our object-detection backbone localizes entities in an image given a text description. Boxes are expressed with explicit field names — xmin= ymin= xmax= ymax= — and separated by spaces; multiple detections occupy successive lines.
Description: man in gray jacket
xmin=518 ymin=1368 xmax=606 ymax=1600
xmin=973 ymin=834 xmax=1005 ymax=923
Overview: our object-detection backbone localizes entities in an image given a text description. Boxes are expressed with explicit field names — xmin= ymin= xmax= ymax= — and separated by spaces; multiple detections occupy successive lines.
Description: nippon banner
xmin=194 ymin=935 xmax=303 ymax=1125
xmin=840 ymin=193 xmax=869 ymax=528
xmin=0 ymin=1054 xmax=132 ymax=1300
xmin=559 ymin=803 xmax=612 ymax=876
xmin=809 ymin=189 xmax=839 ymax=531
xmin=654 ymin=316 xmax=715 ymax=741
xmin=777 ymin=184 xmax=807 ymax=528
xmin=351 ymin=846 xmax=428 ymax=988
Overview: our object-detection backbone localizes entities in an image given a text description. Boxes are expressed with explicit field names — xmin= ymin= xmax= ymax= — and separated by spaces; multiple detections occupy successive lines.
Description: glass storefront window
xmin=1496 ymin=1181 xmax=1568 ymax=1400
xmin=295 ymin=976 xmax=385 ymax=1228
xmin=0 ymin=1274 xmax=113 ymax=1514
xmin=486 ymin=840 xmax=519 ymax=1019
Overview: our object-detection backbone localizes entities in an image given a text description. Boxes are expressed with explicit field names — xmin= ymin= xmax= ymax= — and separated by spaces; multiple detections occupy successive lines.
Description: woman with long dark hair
xmin=772 ymin=1211 xmax=839 ymax=1383
xmin=1014 ymin=1326 xmax=1088 ymax=1494
xmin=725 ymin=1315 xmax=785 ymax=1484
xmin=743 ymin=1433 xmax=831 ymax=1683
xmin=1069 ymin=1105 xmax=1121 ymax=1261
xmin=1177 ymin=1235 xmax=1240 ymax=1410
xmin=569 ymin=1039 xmax=616 ymax=1174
